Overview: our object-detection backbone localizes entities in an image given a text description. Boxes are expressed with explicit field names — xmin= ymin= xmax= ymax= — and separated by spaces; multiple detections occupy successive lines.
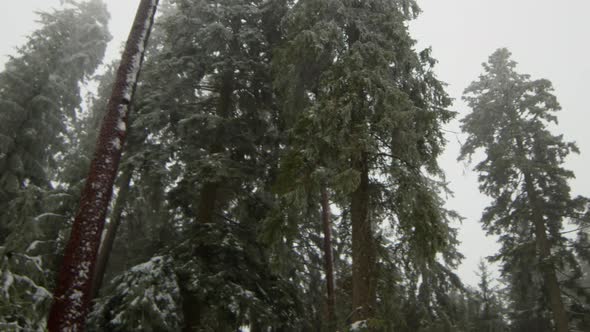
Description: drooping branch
xmin=47 ymin=1 xmax=159 ymax=330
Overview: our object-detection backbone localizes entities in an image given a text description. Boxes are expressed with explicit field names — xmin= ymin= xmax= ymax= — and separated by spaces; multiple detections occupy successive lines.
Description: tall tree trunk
xmin=350 ymin=152 xmax=376 ymax=323
xmin=47 ymin=1 xmax=158 ymax=330
xmin=186 ymin=71 xmax=234 ymax=331
xmin=196 ymin=70 xmax=233 ymax=225
xmin=346 ymin=21 xmax=376 ymax=325
xmin=516 ymin=135 xmax=569 ymax=332
xmin=321 ymin=185 xmax=336 ymax=331
xmin=90 ymin=164 xmax=134 ymax=299
xmin=523 ymin=171 xmax=569 ymax=332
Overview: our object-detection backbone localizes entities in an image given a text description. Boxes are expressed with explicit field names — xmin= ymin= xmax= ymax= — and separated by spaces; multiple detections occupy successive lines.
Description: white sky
xmin=410 ymin=0 xmax=590 ymax=286
xmin=1 ymin=0 xmax=589 ymax=287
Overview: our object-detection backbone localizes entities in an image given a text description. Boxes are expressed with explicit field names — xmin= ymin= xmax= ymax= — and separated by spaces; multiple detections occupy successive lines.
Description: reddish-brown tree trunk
xmin=321 ymin=185 xmax=336 ymax=331
xmin=47 ymin=1 xmax=158 ymax=330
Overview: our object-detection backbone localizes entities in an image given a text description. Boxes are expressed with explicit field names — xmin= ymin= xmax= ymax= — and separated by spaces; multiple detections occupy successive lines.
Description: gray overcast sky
xmin=1 ymin=0 xmax=589 ymax=287
xmin=410 ymin=0 xmax=590 ymax=286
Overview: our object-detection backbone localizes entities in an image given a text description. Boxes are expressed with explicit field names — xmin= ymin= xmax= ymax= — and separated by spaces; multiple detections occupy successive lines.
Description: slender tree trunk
xmin=321 ymin=185 xmax=336 ymax=330
xmin=47 ymin=1 xmax=158 ymax=330
xmin=90 ymin=164 xmax=134 ymax=299
xmin=350 ymin=152 xmax=376 ymax=323
xmin=523 ymin=171 xmax=569 ymax=332
xmin=515 ymin=136 xmax=569 ymax=332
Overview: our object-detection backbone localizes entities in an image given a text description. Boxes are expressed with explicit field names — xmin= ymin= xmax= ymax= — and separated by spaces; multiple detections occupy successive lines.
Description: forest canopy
xmin=0 ymin=1 xmax=589 ymax=331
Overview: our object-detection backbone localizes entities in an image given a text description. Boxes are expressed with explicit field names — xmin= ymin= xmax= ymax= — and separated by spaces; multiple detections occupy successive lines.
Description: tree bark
xmin=196 ymin=181 xmax=219 ymax=224
xmin=90 ymin=164 xmax=134 ymax=299
xmin=350 ymin=152 xmax=376 ymax=323
xmin=180 ymin=276 xmax=202 ymax=332
xmin=523 ymin=171 xmax=569 ymax=332
xmin=516 ymin=135 xmax=569 ymax=332
xmin=346 ymin=20 xmax=376 ymax=325
xmin=321 ymin=185 xmax=336 ymax=331
xmin=196 ymin=70 xmax=233 ymax=225
xmin=185 ymin=70 xmax=234 ymax=332
xmin=47 ymin=1 xmax=158 ymax=330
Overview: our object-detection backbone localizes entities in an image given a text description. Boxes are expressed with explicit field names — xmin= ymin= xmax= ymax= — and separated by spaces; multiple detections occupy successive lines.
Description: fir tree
xmin=472 ymin=259 xmax=508 ymax=332
xmin=274 ymin=0 xmax=455 ymax=327
xmin=0 ymin=1 xmax=110 ymax=329
xmin=459 ymin=48 xmax=590 ymax=332
xmin=89 ymin=1 xmax=304 ymax=330
xmin=48 ymin=0 xmax=158 ymax=329
xmin=0 ymin=0 xmax=512 ymax=330
xmin=0 ymin=0 xmax=111 ymax=245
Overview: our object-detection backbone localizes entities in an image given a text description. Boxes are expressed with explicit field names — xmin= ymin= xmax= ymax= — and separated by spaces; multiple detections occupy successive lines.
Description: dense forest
xmin=1 ymin=0 xmax=589 ymax=331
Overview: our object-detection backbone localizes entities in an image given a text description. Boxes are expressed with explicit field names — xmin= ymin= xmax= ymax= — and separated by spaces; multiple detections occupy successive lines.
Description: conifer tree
xmin=472 ymin=260 xmax=508 ymax=331
xmin=0 ymin=0 xmax=110 ymax=245
xmin=274 ymin=0 xmax=455 ymax=327
xmin=89 ymin=1 xmax=305 ymax=330
xmin=0 ymin=0 xmax=488 ymax=330
xmin=88 ymin=7 xmax=181 ymax=296
xmin=48 ymin=0 xmax=158 ymax=329
xmin=459 ymin=48 xmax=590 ymax=332
xmin=0 ymin=1 xmax=110 ymax=329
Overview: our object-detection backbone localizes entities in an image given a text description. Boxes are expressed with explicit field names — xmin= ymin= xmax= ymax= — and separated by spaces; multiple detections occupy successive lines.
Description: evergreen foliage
xmin=273 ymin=0 xmax=460 ymax=328
xmin=91 ymin=0 xmax=466 ymax=330
xmin=0 ymin=1 xmax=110 ymax=329
xmin=0 ymin=0 xmax=110 ymax=201
xmin=459 ymin=48 xmax=590 ymax=331
xmin=3 ymin=1 xmax=589 ymax=331
xmin=470 ymin=260 xmax=508 ymax=332
xmin=88 ymin=256 xmax=184 ymax=332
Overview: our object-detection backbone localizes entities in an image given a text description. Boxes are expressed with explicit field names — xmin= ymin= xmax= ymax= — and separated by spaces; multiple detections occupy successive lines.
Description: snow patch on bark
xmin=117 ymin=119 xmax=126 ymax=132
xmin=122 ymin=0 xmax=156 ymax=102
xmin=112 ymin=137 xmax=122 ymax=150
xmin=48 ymin=1 xmax=159 ymax=329
xmin=117 ymin=104 xmax=127 ymax=117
